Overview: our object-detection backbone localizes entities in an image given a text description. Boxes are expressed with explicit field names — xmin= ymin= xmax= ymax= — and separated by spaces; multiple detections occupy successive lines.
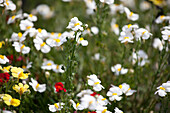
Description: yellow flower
xmin=11 ymin=67 xmax=30 ymax=80
xmin=149 ymin=0 xmax=165 ymax=7
xmin=0 ymin=41 xmax=5 ymax=48
xmin=2 ymin=94 xmax=20 ymax=107
xmin=13 ymin=83 xmax=29 ymax=95
xmin=0 ymin=66 xmax=11 ymax=72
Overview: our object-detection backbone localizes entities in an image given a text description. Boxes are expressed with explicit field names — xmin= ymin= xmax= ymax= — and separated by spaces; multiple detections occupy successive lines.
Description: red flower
xmin=88 ymin=112 xmax=96 ymax=113
xmin=0 ymin=73 xmax=10 ymax=86
xmin=90 ymin=92 xmax=100 ymax=97
xmin=54 ymin=82 xmax=66 ymax=92
xmin=7 ymin=55 xmax=14 ymax=64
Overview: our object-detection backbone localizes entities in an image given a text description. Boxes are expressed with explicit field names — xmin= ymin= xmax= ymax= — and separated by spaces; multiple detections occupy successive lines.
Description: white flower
xmin=12 ymin=42 xmax=30 ymax=54
xmin=33 ymin=37 xmax=51 ymax=53
xmin=107 ymin=86 xmax=122 ymax=101
xmin=0 ymin=55 xmax=9 ymax=64
xmin=155 ymin=81 xmax=170 ymax=97
xmin=48 ymin=102 xmax=64 ymax=112
xmin=77 ymin=89 xmax=93 ymax=97
xmin=96 ymin=106 xmax=112 ymax=113
xmin=100 ymin=0 xmax=114 ymax=5
xmin=77 ymin=37 xmax=88 ymax=46
xmin=114 ymin=107 xmax=123 ymax=113
xmin=41 ymin=60 xmax=54 ymax=70
xmin=119 ymin=83 xmax=136 ymax=96
xmin=4 ymin=0 xmax=16 ymax=11
xmin=87 ymin=74 xmax=104 ymax=91
xmin=91 ymin=26 xmax=99 ymax=35
xmin=80 ymin=95 xmax=97 ymax=110
xmin=155 ymin=15 xmax=170 ymax=24
xmin=153 ymin=38 xmax=164 ymax=51
xmin=96 ymin=95 xmax=110 ymax=106
xmin=0 ymin=109 xmax=12 ymax=113
xmin=111 ymin=64 xmax=128 ymax=76
xmin=110 ymin=4 xmax=124 ymax=15
xmin=135 ymin=28 xmax=152 ymax=40
xmin=7 ymin=14 xmax=23 ymax=24
xmin=131 ymin=50 xmax=149 ymax=66
xmin=161 ymin=29 xmax=170 ymax=42
xmin=36 ymin=28 xmax=48 ymax=40
xmin=46 ymin=34 xmax=67 ymax=47
xmin=70 ymin=100 xmax=84 ymax=110
xmin=111 ymin=19 xmax=119 ymax=35
xmin=19 ymin=20 xmax=34 ymax=31
xmin=52 ymin=64 xmax=65 ymax=73
xmin=124 ymin=7 xmax=139 ymax=21
xmin=118 ymin=31 xmax=134 ymax=43
xmin=84 ymin=0 xmax=96 ymax=15
xmin=67 ymin=17 xmax=83 ymax=31
xmin=23 ymin=13 xmax=37 ymax=22
xmin=122 ymin=24 xmax=139 ymax=32
xmin=29 ymin=78 xmax=46 ymax=93
xmin=10 ymin=32 xmax=26 ymax=42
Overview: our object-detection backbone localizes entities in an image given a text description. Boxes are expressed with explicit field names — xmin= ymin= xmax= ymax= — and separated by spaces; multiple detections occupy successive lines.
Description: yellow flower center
xmin=54 ymin=103 xmax=59 ymax=109
xmin=129 ymin=12 xmax=134 ymax=17
xmin=40 ymin=42 xmax=46 ymax=47
xmin=29 ymin=14 xmax=33 ymax=17
xmin=119 ymin=85 xmax=122 ymax=89
xmin=22 ymin=65 xmax=26 ymax=69
xmin=89 ymin=101 xmax=93 ymax=104
xmin=54 ymin=39 xmax=61 ymax=43
xmin=117 ymin=68 xmax=121 ymax=72
xmin=94 ymin=82 xmax=100 ymax=85
xmin=168 ymin=35 xmax=170 ymax=37
xmin=19 ymin=87 xmax=24 ymax=95
xmin=0 ymin=55 xmax=4 ymax=59
xmin=6 ymin=2 xmax=9 ymax=6
xmin=36 ymin=84 xmax=39 ymax=89
xmin=79 ymin=37 xmax=84 ymax=41
xmin=114 ymin=24 xmax=119 ymax=28
xmin=160 ymin=15 xmax=165 ymax=19
xmin=20 ymin=45 xmax=25 ymax=50
xmin=47 ymin=63 xmax=52 ymax=66
xmin=102 ymin=109 xmax=107 ymax=113
xmin=76 ymin=103 xmax=79 ymax=108
xmin=160 ymin=87 xmax=165 ymax=90
xmin=51 ymin=32 xmax=55 ymax=35
xmin=128 ymin=88 xmax=131 ymax=91
xmin=58 ymin=33 xmax=62 ymax=37
xmin=12 ymin=16 xmax=16 ymax=19
xmin=124 ymin=37 xmax=129 ymax=39
xmin=26 ymin=26 xmax=32 ymax=30
xmin=18 ymin=72 xmax=24 ymax=78
xmin=102 ymin=98 xmax=106 ymax=101
xmin=142 ymin=31 xmax=146 ymax=35
xmin=38 ymin=28 xmax=42 ymax=33
xmin=18 ymin=32 xmax=22 ymax=38
xmin=112 ymin=93 xmax=117 ymax=95
xmin=128 ymin=24 xmax=132 ymax=28
xmin=56 ymin=65 xmax=59 ymax=69
xmin=74 ymin=23 xmax=80 ymax=26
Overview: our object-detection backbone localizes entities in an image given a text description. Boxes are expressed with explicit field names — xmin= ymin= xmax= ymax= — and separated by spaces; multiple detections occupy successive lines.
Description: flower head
xmin=13 ymin=83 xmax=29 ymax=95
xmin=2 ymin=94 xmax=20 ymax=107
xmin=11 ymin=67 xmax=30 ymax=80
xmin=54 ymin=82 xmax=66 ymax=93
xmin=29 ymin=78 xmax=46 ymax=93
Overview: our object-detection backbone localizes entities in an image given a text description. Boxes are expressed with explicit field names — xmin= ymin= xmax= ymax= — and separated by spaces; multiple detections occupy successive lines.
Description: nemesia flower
xmin=10 ymin=32 xmax=26 ymax=42
xmin=36 ymin=28 xmax=48 ymax=40
xmin=0 ymin=73 xmax=10 ymax=86
xmin=46 ymin=34 xmax=67 ymax=47
xmin=84 ymin=0 xmax=96 ymax=15
xmin=80 ymin=94 xmax=97 ymax=110
xmin=100 ymin=0 xmax=114 ymax=5
xmin=29 ymin=78 xmax=46 ymax=93
xmin=0 ymin=109 xmax=12 ymax=113
xmin=2 ymin=94 xmax=20 ymax=107
xmin=3 ymin=0 xmax=16 ymax=11
xmin=48 ymin=102 xmax=65 ymax=112
xmin=91 ymin=26 xmax=99 ymax=35
xmin=155 ymin=81 xmax=170 ymax=97
xmin=0 ymin=55 xmax=9 ymax=64
xmin=111 ymin=19 xmax=119 ymax=35
xmin=87 ymin=74 xmax=104 ymax=91
xmin=118 ymin=83 xmax=136 ymax=96
xmin=52 ymin=64 xmax=65 ymax=73
xmin=23 ymin=13 xmax=37 ymax=22
xmin=118 ymin=31 xmax=134 ymax=44
xmin=19 ymin=19 xmax=34 ymax=31
xmin=54 ymin=82 xmax=66 ymax=93
xmin=111 ymin=64 xmax=128 ymax=76
xmin=70 ymin=100 xmax=84 ymax=110
xmin=12 ymin=42 xmax=30 ymax=54
xmin=131 ymin=50 xmax=149 ymax=66
xmin=110 ymin=4 xmax=124 ymax=15
xmin=67 ymin=17 xmax=83 ymax=31
xmin=33 ymin=37 xmax=51 ymax=53
xmin=77 ymin=89 xmax=93 ymax=97
xmin=13 ymin=83 xmax=29 ymax=95
xmin=155 ymin=15 xmax=170 ymax=24
xmin=124 ymin=7 xmax=139 ymax=21
xmin=161 ymin=29 xmax=170 ymax=42
xmin=0 ymin=66 xmax=11 ymax=72
xmin=96 ymin=95 xmax=110 ymax=106
xmin=106 ymin=86 xmax=122 ymax=101
xmin=122 ymin=24 xmax=139 ymax=32
xmin=114 ymin=107 xmax=123 ymax=113
xmin=135 ymin=28 xmax=152 ymax=40
xmin=41 ymin=60 xmax=54 ymax=70
xmin=77 ymin=37 xmax=88 ymax=46
xmin=11 ymin=67 xmax=30 ymax=80
xmin=7 ymin=14 xmax=23 ymax=24
xmin=96 ymin=106 xmax=112 ymax=113
xmin=153 ymin=38 xmax=164 ymax=51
